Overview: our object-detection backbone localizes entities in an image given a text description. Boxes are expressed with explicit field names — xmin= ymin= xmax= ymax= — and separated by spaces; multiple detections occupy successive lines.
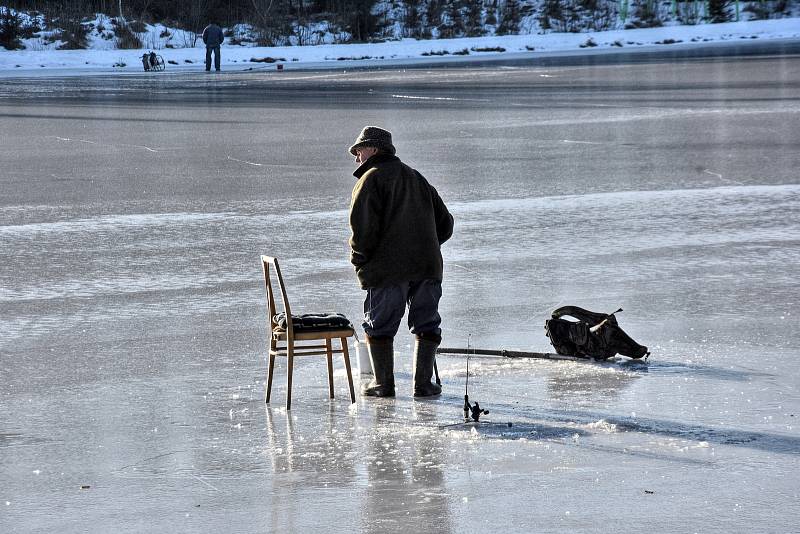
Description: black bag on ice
xmin=544 ymin=306 xmax=648 ymax=360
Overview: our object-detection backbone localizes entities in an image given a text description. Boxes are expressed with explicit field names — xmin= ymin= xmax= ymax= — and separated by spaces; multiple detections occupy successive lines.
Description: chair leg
xmin=286 ymin=351 xmax=294 ymax=411
xmin=341 ymin=338 xmax=356 ymax=404
xmin=266 ymin=353 xmax=276 ymax=404
xmin=326 ymin=338 xmax=334 ymax=399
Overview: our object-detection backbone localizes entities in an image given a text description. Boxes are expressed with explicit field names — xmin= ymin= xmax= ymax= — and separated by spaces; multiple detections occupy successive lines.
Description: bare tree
xmin=181 ymin=0 xmax=211 ymax=47
xmin=250 ymin=0 xmax=275 ymax=33
xmin=250 ymin=0 xmax=294 ymax=45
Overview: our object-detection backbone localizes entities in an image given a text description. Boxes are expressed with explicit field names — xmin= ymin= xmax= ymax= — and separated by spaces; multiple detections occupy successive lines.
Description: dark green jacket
xmin=349 ymin=154 xmax=454 ymax=289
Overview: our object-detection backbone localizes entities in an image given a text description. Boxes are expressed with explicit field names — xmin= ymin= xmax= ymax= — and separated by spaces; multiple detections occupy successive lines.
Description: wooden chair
xmin=261 ymin=255 xmax=356 ymax=410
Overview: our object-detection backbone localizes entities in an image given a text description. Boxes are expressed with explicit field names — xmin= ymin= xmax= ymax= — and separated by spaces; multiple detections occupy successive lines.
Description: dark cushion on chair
xmin=273 ymin=312 xmax=353 ymax=332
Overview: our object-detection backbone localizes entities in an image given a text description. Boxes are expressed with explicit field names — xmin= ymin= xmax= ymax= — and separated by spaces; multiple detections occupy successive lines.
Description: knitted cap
xmin=348 ymin=126 xmax=396 ymax=156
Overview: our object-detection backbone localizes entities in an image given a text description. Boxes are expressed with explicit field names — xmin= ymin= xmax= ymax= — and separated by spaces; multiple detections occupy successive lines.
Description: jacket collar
xmin=353 ymin=153 xmax=399 ymax=179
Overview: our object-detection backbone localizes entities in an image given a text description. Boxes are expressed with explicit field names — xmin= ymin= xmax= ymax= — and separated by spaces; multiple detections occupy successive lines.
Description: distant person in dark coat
xmin=348 ymin=126 xmax=454 ymax=399
xmin=202 ymin=23 xmax=224 ymax=71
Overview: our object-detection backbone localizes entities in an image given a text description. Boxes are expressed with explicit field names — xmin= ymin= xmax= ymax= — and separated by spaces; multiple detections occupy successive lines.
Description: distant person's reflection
xmin=363 ymin=403 xmax=453 ymax=534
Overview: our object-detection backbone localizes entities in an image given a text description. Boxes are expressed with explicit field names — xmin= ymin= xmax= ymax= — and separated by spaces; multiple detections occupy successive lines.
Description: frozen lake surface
xmin=1 ymin=52 xmax=799 ymax=532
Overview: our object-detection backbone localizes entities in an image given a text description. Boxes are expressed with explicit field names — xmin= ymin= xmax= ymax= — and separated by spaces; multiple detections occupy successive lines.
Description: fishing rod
xmin=463 ymin=335 xmax=487 ymax=422
xmin=438 ymin=341 xmax=512 ymax=429
xmin=462 ymin=348 xmax=488 ymax=422
xmin=437 ymin=347 xmax=586 ymax=362
xmin=437 ymin=346 xmax=648 ymax=364
xmin=438 ymin=337 xmax=488 ymax=429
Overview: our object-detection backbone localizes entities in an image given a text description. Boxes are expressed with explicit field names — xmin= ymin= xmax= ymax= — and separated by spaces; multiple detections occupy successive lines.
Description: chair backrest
xmin=261 ymin=256 xmax=293 ymax=336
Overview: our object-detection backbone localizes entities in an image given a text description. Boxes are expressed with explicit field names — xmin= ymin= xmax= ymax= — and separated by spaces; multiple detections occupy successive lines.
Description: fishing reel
xmin=463 ymin=394 xmax=489 ymax=423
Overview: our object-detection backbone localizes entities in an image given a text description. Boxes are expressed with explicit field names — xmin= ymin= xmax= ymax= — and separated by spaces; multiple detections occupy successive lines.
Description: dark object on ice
xmin=544 ymin=306 xmax=649 ymax=360
xmin=141 ymin=52 xmax=165 ymax=72
xmin=272 ymin=312 xmax=352 ymax=332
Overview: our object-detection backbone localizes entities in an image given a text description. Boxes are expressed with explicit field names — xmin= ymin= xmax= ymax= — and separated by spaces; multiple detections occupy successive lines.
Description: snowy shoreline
xmin=1 ymin=18 xmax=798 ymax=78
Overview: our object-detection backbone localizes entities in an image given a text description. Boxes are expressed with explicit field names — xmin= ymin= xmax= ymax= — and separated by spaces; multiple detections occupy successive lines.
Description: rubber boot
xmin=361 ymin=336 xmax=395 ymax=397
xmin=413 ymin=337 xmax=442 ymax=398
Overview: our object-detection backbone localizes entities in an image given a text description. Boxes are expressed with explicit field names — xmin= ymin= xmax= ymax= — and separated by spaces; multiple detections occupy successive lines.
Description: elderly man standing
xmin=202 ymin=22 xmax=224 ymax=71
xmin=348 ymin=126 xmax=454 ymax=398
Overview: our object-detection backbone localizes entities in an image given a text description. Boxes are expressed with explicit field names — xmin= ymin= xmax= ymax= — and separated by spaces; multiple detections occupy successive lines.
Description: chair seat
xmin=272 ymin=327 xmax=355 ymax=341
xmin=273 ymin=312 xmax=352 ymax=332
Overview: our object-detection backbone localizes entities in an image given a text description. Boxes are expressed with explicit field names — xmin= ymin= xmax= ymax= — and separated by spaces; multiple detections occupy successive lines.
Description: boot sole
xmin=361 ymin=389 xmax=396 ymax=398
xmin=413 ymin=391 xmax=442 ymax=398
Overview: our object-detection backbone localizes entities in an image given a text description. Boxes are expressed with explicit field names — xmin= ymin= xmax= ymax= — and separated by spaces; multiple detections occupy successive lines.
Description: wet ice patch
xmin=645 ymin=437 xmax=717 ymax=454
xmin=442 ymin=421 xmax=586 ymax=442
xmin=0 ymin=211 xmax=234 ymax=237
xmin=582 ymin=419 xmax=619 ymax=433
xmin=447 ymin=184 xmax=800 ymax=268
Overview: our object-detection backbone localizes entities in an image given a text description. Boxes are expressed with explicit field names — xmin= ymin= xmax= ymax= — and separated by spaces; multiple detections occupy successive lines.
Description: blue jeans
xmin=362 ymin=280 xmax=442 ymax=340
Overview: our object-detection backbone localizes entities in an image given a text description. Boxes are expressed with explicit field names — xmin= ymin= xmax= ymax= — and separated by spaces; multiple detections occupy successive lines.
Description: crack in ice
xmin=390 ymin=94 xmax=489 ymax=102
xmin=51 ymin=135 xmax=158 ymax=152
xmin=227 ymin=155 xmax=264 ymax=166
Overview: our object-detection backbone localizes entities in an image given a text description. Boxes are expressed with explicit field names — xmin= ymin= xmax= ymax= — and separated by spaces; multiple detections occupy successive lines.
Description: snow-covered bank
xmin=1 ymin=18 xmax=798 ymax=76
